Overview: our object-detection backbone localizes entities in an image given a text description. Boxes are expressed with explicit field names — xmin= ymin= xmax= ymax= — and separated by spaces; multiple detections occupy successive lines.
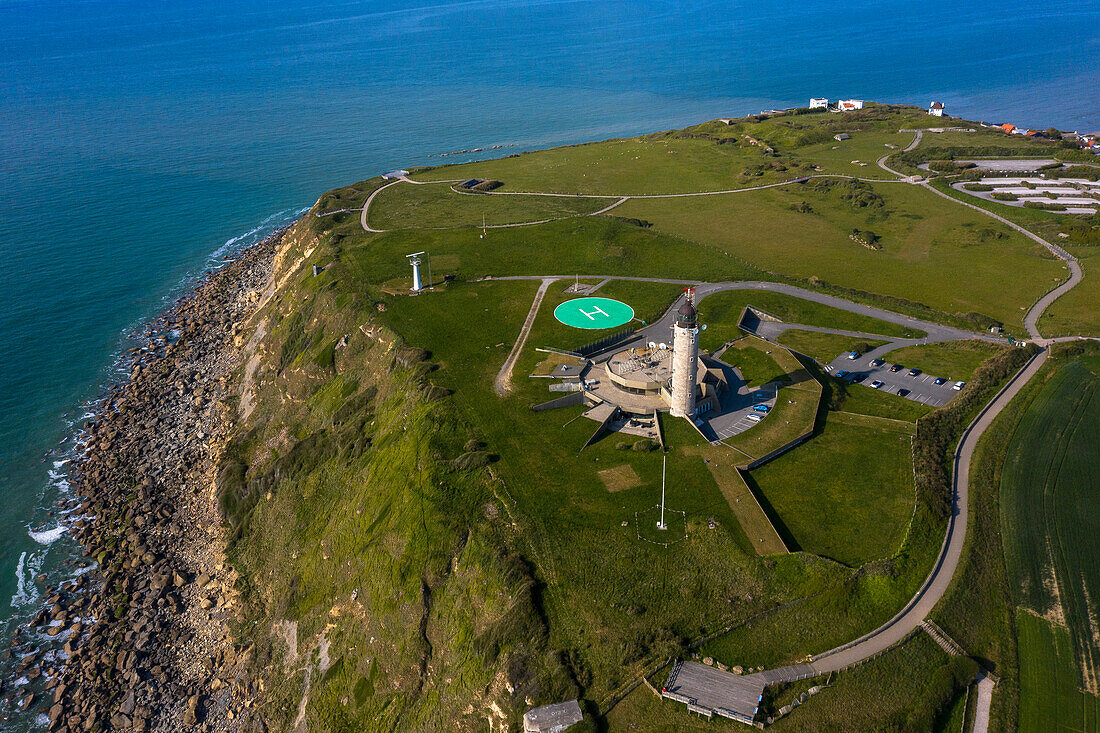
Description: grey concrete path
xmin=494 ymin=278 xmax=557 ymax=396
xmin=972 ymin=672 xmax=995 ymax=733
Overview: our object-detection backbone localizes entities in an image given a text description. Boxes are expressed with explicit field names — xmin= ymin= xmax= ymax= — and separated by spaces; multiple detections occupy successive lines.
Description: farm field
xmin=1016 ymin=611 xmax=1100 ymax=733
xmin=1000 ymin=356 xmax=1100 ymax=716
xmin=777 ymin=329 xmax=888 ymax=363
xmin=367 ymin=179 xmax=607 ymax=229
xmin=612 ymin=181 xmax=1062 ymax=333
xmin=884 ymin=339 xmax=1011 ymax=382
xmin=747 ymin=416 xmax=915 ymax=566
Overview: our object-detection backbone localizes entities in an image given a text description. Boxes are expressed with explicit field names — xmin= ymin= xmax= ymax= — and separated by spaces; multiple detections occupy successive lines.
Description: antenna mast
xmin=657 ymin=454 xmax=667 ymax=530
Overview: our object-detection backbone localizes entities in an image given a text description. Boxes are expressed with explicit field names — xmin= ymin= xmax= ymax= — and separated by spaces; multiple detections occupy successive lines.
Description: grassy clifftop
xmin=217 ymin=218 xmax=579 ymax=731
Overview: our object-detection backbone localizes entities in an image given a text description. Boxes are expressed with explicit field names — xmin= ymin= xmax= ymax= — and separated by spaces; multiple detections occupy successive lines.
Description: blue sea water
xmin=0 ymin=0 xmax=1097 ymax=698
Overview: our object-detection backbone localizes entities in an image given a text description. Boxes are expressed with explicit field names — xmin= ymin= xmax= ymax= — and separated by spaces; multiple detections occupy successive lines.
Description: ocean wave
xmin=9 ymin=551 xmax=41 ymax=607
xmin=206 ymin=205 xmax=308 ymax=262
xmin=28 ymin=525 xmax=67 ymax=545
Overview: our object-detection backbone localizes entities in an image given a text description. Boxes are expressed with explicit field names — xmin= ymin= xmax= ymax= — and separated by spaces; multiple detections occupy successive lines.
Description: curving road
xmin=379 ymin=132 xmax=1086 ymax=718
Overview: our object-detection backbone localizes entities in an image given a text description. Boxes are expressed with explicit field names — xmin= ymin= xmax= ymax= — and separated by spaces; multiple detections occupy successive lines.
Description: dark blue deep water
xmin=0 ymin=0 xmax=1098 ymax=685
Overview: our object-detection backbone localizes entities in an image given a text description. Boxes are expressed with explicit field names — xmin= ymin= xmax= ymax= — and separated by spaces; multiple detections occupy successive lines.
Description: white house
xmin=810 ymin=98 xmax=829 ymax=109
xmin=838 ymin=99 xmax=864 ymax=111
xmin=929 ymin=101 xmax=945 ymax=116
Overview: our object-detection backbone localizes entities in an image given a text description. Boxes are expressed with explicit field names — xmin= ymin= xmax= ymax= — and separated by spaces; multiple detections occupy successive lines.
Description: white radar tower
xmin=407 ymin=251 xmax=425 ymax=292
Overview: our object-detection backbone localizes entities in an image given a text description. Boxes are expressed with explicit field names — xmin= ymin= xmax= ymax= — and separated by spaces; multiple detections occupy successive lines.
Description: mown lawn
xmin=778 ymin=329 xmax=888 ymax=364
xmin=696 ymin=289 xmax=923 ymax=348
xmin=831 ymin=380 xmax=935 ymax=422
xmin=367 ymin=179 xmax=607 ymax=229
xmin=1039 ymin=245 xmax=1100 ymax=338
xmin=748 ymin=416 xmax=916 ymax=566
xmin=613 ymin=181 xmax=1062 ymax=332
xmin=885 ymin=339 xmax=1011 ymax=382
xmin=412 ymin=134 xmax=801 ymax=195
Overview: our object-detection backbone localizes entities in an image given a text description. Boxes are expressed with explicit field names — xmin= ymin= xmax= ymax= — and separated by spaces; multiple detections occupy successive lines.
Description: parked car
xmin=933 ymin=377 xmax=946 ymax=386
xmin=746 ymin=413 xmax=763 ymax=422
xmin=907 ymin=368 xmax=922 ymax=377
xmin=953 ymin=381 xmax=966 ymax=391
xmin=870 ymin=358 xmax=885 ymax=367
xmin=852 ymin=373 xmax=868 ymax=383
xmin=847 ymin=351 xmax=861 ymax=360
xmin=897 ymin=388 xmax=911 ymax=397
xmin=889 ymin=364 xmax=904 ymax=373
xmin=871 ymin=380 xmax=885 ymax=389
xmin=835 ymin=369 xmax=850 ymax=380
xmin=752 ymin=404 xmax=770 ymax=413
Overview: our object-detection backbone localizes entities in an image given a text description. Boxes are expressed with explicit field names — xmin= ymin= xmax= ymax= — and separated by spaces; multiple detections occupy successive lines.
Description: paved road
xmin=490 ymin=275 xmax=1000 ymax=347
xmin=789 ymin=348 xmax=1048 ymax=675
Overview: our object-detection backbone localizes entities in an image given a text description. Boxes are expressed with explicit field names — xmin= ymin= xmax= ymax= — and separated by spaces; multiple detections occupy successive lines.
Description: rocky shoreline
xmin=2 ymin=229 xmax=286 ymax=732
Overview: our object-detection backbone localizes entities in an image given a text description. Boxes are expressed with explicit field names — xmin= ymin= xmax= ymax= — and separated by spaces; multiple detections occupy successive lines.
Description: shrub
xmin=913 ymin=345 xmax=1036 ymax=517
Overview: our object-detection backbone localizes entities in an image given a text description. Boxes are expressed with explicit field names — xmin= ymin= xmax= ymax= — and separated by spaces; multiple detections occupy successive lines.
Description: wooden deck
xmin=661 ymin=660 xmax=765 ymax=724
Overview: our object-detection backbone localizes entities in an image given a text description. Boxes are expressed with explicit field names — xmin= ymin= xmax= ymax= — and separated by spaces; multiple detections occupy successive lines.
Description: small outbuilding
xmin=833 ymin=133 xmax=850 ymax=141
xmin=929 ymin=101 xmax=945 ymax=116
xmin=523 ymin=700 xmax=583 ymax=733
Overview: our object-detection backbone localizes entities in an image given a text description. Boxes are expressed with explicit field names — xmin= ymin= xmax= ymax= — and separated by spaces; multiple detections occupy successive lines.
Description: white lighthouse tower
xmin=407 ymin=251 xmax=424 ymax=292
xmin=669 ymin=292 xmax=699 ymax=419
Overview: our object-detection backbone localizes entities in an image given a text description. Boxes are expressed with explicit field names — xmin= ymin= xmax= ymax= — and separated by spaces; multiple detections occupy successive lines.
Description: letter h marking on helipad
xmin=580 ymin=306 xmax=608 ymax=321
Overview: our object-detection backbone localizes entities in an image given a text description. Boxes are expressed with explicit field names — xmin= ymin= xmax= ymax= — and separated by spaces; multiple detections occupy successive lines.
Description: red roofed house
xmin=1000 ymin=123 xmax=1016 ymax=134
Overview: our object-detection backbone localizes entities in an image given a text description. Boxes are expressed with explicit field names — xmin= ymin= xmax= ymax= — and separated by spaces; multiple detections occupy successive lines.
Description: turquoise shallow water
xmin=0 ymin=0 xmax=1097 ymax=693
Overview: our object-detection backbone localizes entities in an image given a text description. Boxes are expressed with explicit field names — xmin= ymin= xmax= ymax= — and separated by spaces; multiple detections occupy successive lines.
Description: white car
xmin=870 ymin=380 xmax=885 ymax=389
xmin=953 ymin=381 xmax=966 ymax=391
xmin=746 ymin=413 xmax=763 ymax=422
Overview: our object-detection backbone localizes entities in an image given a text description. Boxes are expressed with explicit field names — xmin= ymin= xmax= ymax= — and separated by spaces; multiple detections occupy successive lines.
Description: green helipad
xmin=554 ymin=297 xmax=635 ymax=329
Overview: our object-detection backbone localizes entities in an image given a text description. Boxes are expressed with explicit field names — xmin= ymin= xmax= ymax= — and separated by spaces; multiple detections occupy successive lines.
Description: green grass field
xmin=1039 ymin=245 xmax=1100 ymax=338
xmin=884 ymin=339 xmax=1011 ymax=382
xmin=831 ymin=380 xmax=935 ymax=422
xmin=696 ymin=290 xmax=923 ymax=347
xmin=367 ymin=180 xmax=607 ymax=229
xmin=748 ymin=416 xmax=915 ymax=566
xmin=777 ymin=329 xmax=888 ymax=364
xmin=1000 ymin=355 xmax=1100 ymax=709
xmin=719 ymin=336 xmax=791 ymax=387
xmin=613 ymin=181 xmax=1061 ymax=332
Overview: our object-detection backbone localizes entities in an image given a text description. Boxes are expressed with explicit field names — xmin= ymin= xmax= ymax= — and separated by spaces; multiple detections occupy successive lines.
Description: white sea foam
xmin=28 ymin=525 xmax=67 ymax=545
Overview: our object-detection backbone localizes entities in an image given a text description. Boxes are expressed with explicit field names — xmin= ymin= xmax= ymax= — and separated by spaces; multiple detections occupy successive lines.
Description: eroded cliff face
xmin=216 ymin=207 xmax=574 ymax=732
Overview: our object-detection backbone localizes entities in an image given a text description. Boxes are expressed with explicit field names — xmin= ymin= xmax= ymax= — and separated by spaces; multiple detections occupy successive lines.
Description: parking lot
xmin=824 ymin=353 xmax=960 ymax=408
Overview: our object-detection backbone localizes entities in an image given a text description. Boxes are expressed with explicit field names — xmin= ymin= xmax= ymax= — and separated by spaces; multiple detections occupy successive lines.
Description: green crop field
xmin=1017 ymin=611 xmax=1100 ymax=733
xmin=747 ymin=416 xmax=915 ymax=566
xmin=1000 ymin=356 xmax=1100 ymax=718
xmin=884 ymin=339 xmax=1011 ymax=382
xmin=777 ymin=329 xmax=888 ymax=364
